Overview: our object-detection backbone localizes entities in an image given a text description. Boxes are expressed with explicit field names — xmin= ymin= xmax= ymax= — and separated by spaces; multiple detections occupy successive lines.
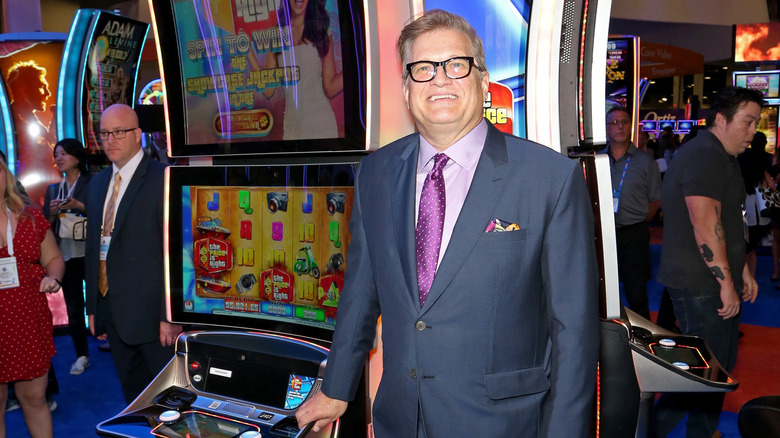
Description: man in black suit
xmin=85 ymin=103 xmax=182 ymax=403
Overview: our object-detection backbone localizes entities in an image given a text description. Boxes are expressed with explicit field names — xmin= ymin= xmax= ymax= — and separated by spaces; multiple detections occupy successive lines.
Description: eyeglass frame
xmin=606 ymin=119 xmax=631 ymax=127
xmin=405 ymin=56 xmax=483 ymax=83
xmin=99 ymin=127 xmax=138 ymax=140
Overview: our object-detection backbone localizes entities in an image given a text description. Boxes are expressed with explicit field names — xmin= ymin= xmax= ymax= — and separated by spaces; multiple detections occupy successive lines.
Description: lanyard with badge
xmin=57 ymin=178 xmax=77 ymax=204
xmin=612 ymin=156 xmax=631 ymax=214
xmin=0 ymin=207 xmax=20 ymax=289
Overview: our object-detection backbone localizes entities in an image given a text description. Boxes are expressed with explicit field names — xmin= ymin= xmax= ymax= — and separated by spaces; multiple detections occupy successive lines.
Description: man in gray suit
xmin=85 ymin=103 xmax=182 ymax=403
xmin=296 ymin=10 xmax=599 ymax=437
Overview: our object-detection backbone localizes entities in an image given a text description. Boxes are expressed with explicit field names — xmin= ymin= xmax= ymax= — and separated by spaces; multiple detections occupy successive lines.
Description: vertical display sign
xmin=484 ymin=82 xmax=514 ymax=135
xmin=82 ymin=13 xmax=148 ymax=153
xmin=171 ymin=0 xmax=345 ymax=146
xmin=423 ymin=0 xmax=531 ymax=138
xmin=0 ymin=39 xmax=64 ymax=207
xmin=606 ymin=37 xmax=636 ymax=112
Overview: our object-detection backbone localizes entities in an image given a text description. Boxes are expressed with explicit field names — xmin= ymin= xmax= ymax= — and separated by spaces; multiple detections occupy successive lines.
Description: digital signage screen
xmin=423 ymin=0 xmax=531 ymax=138
xmin=606 ymin=37 xmax=636 ymax=113
xmin=0 ymin=38 xmax=64 ymax=207
xmin=166 ymin=163 xmax=357 ymax=341
xmin=733 ymin=70 xmax=780 ymax=99
xmin=735 ymin=23 xmax=780 ymax=63
xmin=150 ymin=0 xmax=367 ymax=157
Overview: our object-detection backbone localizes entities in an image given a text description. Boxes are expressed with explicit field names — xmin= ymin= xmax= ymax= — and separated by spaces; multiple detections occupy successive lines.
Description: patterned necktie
xmin=416 ymin=153 xmax=450 ymax=306
xmin=98 ymin=173 xmax=121 ymax=297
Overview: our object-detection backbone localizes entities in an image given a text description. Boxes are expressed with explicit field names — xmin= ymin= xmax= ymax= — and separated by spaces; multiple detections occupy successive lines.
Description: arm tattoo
xmin=710 ymin=266 xmax=726 ymax=280
xmin=699 ymin=244 xmax=714 ymax=262
xmin=713 ymin=205 xmax=724 ymax=242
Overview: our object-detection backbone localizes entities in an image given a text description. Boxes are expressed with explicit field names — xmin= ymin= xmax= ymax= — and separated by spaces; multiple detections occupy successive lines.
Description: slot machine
xmin=734 ymin=70 xmax=780 ymax=153
xmin=97 ymin=0 xmax=370 ymax=436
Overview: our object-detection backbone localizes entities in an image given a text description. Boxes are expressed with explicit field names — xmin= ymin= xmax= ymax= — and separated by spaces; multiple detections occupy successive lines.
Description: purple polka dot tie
xmin=416 ymin=153 xmax=450 ymax=306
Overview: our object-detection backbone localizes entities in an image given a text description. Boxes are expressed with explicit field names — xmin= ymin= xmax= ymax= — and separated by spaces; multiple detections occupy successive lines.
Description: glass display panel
xmin=167 ymin=163 xmax=356 ymax=342
xmin=150 ymin=0 xmax=366 ymax=156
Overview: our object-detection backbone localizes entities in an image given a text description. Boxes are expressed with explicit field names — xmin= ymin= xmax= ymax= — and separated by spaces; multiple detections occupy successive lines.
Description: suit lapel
xmin=392 ymin=136 xmax=422 ymax=306
xmin=421 ymin=125 xmax=514 ymax=312
xmin=112 ymin=155 xmax=149 ymax=235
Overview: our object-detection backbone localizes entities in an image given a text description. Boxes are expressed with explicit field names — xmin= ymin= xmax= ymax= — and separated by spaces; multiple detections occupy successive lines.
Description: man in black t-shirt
xmin=653 ymin=86 xmax=763 ymax=437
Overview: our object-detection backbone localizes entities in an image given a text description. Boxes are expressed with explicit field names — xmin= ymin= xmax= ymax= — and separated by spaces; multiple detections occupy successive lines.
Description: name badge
xmin=0 ymin=256 xmax=20 ymax=289
xmin=613 ymin=197 xmax=620 ymax=214
xmin=100 ymin=236 xmax=111 ymax=261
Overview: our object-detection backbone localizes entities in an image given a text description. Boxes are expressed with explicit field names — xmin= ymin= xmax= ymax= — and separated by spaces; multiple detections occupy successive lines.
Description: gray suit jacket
xmin=322 ymin=122 xmax=599 ymax=437
xmin=85 ymin=154 xmax=166 ymax=345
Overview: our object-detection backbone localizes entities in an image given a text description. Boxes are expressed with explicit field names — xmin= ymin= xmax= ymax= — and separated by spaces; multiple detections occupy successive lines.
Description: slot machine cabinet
xmin=97 ymin=163 xmax=371 ymax=438
xmin=97 ymin=331 xmax=370 ymax=438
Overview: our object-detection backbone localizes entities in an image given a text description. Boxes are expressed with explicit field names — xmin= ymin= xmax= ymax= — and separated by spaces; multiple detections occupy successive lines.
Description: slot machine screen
xmin=733 ymin=71 xmax=780 ymax=98
xmin=676 ymin=120 xmax=695 ymax=133
xmin=641 ymin=120 xmax=658 ymax=131
xmin=166 ymin=163 xmax=357 ymax=342
xmin=150 ymin=0 xmax=367 ymax=157
xmin=759 ymin=104 xmax=779 ymax=153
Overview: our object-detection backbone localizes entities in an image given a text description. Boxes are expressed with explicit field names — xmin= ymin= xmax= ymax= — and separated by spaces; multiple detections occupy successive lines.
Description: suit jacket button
xmin=415 ymin=320 xmax=426 ymax=331
xmin=409 ymin=369 xmax=417 ymax=379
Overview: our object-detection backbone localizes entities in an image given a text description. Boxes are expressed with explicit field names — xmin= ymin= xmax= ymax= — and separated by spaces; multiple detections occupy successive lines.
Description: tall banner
xmin=82 ymin=13 xmax=148 ymax=153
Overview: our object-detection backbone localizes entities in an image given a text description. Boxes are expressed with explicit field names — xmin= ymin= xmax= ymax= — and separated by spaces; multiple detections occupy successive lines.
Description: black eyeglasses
xmin=99 ymin=128 xmax=137 ymax=140
xmin=406 ymin=56 xmax=482 ymax=83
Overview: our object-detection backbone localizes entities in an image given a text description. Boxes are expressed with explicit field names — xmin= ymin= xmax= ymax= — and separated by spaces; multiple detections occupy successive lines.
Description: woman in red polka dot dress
xmin=0 ymin=159 xmax=65 ymax=438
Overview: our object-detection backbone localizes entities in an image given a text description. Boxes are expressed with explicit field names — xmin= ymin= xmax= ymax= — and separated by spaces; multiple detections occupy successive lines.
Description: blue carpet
xmin=642 ymin=243 xmax=780 ymax=437
xmin=6 ymin=243 xmax=775 ymax=437
xmin=5 ymin=336 xmax=126 ymax=438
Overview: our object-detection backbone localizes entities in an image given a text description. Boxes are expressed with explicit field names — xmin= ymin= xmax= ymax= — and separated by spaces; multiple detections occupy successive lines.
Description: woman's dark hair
xmin=53 ymin=138 xmax=88 ymax=175
xmin=279 ymin=0 xmax=331 ymax=58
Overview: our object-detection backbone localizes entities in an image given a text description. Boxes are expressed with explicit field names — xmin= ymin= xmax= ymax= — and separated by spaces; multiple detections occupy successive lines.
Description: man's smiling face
xmin=403 ymin=29 xmax=489 ymax=144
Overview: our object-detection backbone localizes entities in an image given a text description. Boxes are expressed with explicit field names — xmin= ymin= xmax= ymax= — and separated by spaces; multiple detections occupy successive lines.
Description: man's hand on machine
xmin=295 ymin=390 xmax=348 ymax=433
xmin=160 ymin=321 xmax=183 ymax=347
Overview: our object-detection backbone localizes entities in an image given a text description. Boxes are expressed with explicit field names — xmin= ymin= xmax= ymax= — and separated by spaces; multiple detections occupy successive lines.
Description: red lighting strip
xmin=578 ymin=0 xmax=590 ymax=140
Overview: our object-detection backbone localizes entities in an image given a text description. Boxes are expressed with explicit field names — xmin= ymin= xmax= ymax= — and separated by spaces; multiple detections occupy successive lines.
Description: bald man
xmin=85 ymin=104 xmax=181 ymax=403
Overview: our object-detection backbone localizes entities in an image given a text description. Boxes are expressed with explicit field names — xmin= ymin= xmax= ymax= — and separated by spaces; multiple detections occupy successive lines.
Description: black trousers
xmin=616 ymin=220 xmax=652 ymax=320
xmin=98 ymin=294 xmax=174 ymax=403
xmin=62 ymin=256 xmax=89 ymax=358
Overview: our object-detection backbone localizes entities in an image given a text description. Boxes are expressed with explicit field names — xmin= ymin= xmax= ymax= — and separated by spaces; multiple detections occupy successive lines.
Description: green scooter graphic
xmin=293 ymin=245 xmax=320 ymax=279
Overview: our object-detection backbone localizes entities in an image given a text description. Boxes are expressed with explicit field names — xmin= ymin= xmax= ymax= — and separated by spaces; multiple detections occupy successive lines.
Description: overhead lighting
xmin=704 ymin=76 xmax=711 ymax=79
xmin=661 ymin=97 xmax=668 ymax=102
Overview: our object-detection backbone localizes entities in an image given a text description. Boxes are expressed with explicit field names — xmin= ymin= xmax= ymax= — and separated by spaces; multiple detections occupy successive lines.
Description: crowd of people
xmin=0 ymin=8 xmax=773 ymax=438
xmin=0 ymin=103 xmax=175 ymax=437
xmin=606 ymin=88 xmax=772 ymax=437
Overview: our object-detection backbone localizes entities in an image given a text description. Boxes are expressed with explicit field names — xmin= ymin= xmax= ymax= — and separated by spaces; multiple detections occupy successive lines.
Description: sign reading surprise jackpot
xmin=188 ymin=186 xmax=352 ymax=329
xmin=172 ymin=0 xmax=345 ymax=145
